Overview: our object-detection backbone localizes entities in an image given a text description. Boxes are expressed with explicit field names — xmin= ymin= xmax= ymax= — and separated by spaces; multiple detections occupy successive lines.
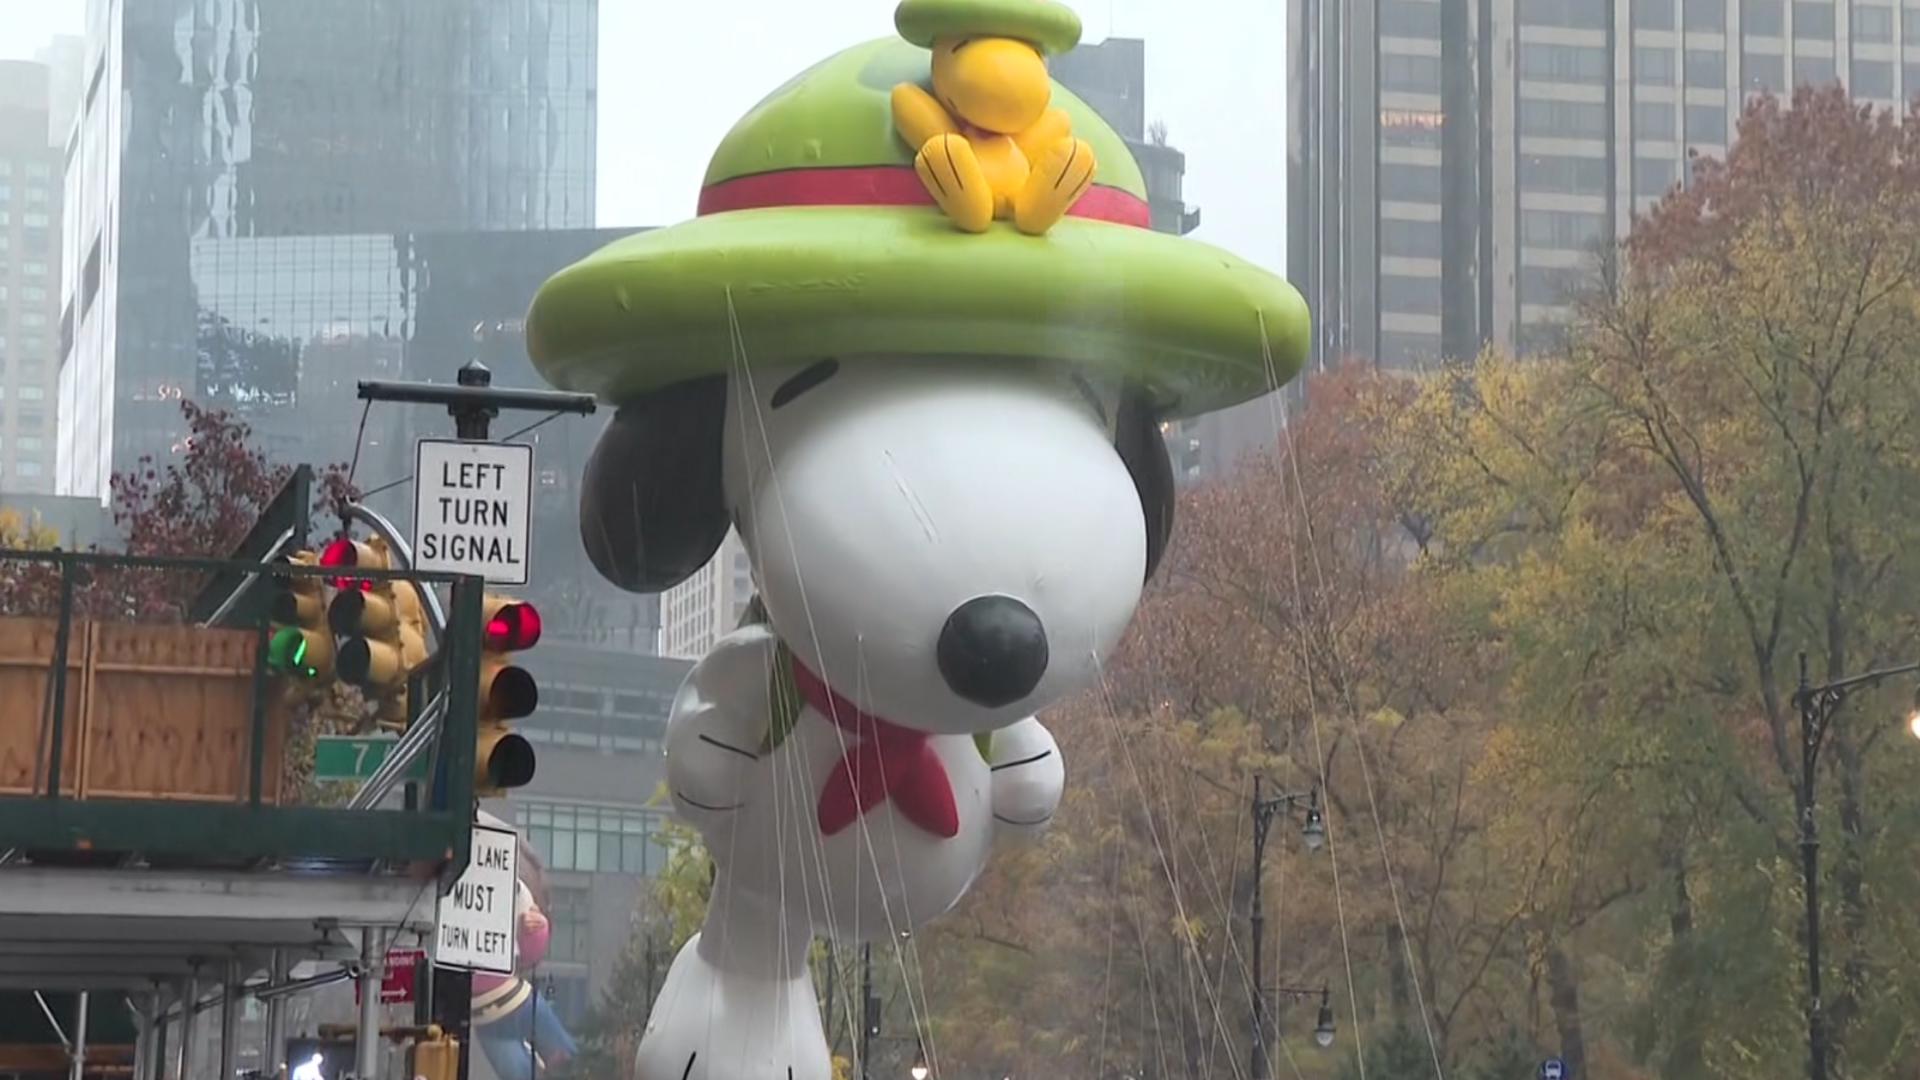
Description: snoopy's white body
xmin=616 ymin=359 xmax=1154 ymax=1080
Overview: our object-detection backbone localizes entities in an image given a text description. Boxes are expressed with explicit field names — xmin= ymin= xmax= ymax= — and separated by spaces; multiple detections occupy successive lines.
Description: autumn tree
xmin=1394 ymin=85 xmax=1920 ymax=1078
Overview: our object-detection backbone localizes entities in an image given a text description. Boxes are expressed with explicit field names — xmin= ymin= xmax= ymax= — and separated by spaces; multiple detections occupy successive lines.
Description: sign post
xmin=412 ymin=439 xmax=534 ymax=586
xmin=434 ymin=824 xmax=520 ymax=975
xmin=1539 ymin=1057 xmax=1567 ymax=1080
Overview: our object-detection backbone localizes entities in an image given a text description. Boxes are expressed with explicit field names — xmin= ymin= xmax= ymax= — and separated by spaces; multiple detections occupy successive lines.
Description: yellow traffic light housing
xmin=323 ymin=535 xmax=412 ymax=727
xmin=268 ymin=551 xmax=334 ymax=682
xmin=475 ymin=594 xmax=540 ymax=795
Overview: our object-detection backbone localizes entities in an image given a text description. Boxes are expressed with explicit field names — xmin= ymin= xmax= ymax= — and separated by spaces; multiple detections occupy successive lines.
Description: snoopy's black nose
xmin=937 ymin=595 xmax=1049 ymax=708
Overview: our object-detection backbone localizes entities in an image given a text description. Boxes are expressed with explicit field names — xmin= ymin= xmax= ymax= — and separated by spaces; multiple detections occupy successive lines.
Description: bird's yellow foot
xmin=1013 ymin=137 xmax=1096 ymax=236
xmin=916 ymin=134 xmax=994 ymax=233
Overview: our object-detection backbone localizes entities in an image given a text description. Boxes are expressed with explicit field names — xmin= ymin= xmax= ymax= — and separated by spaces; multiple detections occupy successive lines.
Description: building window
xmin=1743 ymin=0 xmax=1787 ymax=34
xmin=1381 ymin=109 xmax=1446 ymax=149
xmin=1379 ymin=273 xmax=1443 ymax=316
xmin=18 ymin=387 xmax=42 ymax=402
xmin=16 ymin=462 xmax=41 ymax=479
xmin=21 ymin=212 xmax=47 ymax=228
xmin=25 ymin=187 xmax=46 ymax=205
xmin=1635 ymin=101 xmax=1678 ymax=138
xmin=1852 ymin=58 xmax=1896 ymax=97
xmin=1853 ymin=3 xmax=1895 ymax=42
xmin=1521 ymin=154 xmax=1611 ymax=195
xmin=1744 ymin=50 xmax=1786 ymax=92
xmin=0 ymin=183 xmax=10 ymax=201
xmin=1378 ymin=332 xmax=1443 ymax=368
xmin=1519 ymin=0 xmax=1608 ymax=28
xmin=545 ymin=886 xmax=593 ymax=964
xmin=22 ymin=260 xmax=45 ymax=277
xmin=1634 ymin=0 xmax=1676 ymax=27
xmin=1635 ymin=155 xmax=1680 ymax=196
xmin=1520 ymin=98 xmax=1609 ymax=138
xmin=1636 ymin=45 xmax=1678 ymax=85
xmin=17 ymin=436 xmax=42 ymax=454
xmin=1686 ymin=104 xmax=1729 ymax=143
xmin=1521 ymin=209 xmax=1608 ymax=250
xmin=517 ymin=801 xmax=673 ymax=876
xmin=22 ymin=286 xmax=45 ymax=303
xmin=1381 ymin=0 xmax=1442 ymax=36
xmin=19 ymin=314 xmax=43 ymax=329
xmin=1520 ymin=266 xmax=1589 ymax=307
xmin=1794 ymin=54 xmax=1837 ymax=85
xmin=1685 ymin=49 xmax=1725 ymax=87
xmin=1683 ymin=0 xmax=1725 ymax=30
xmin=1908 ymin=10 xmax=1920 ymax=44
xmin=1906 ymin=62 xmax=1920 ymax=91
xmin=25 ymin=162 xmax=47 ymax=179
xmin=1382 ymin=218 xmax=1445 ymax=259
xmin=1792 ymin=1 xmax=1835 ymax=39
xmin=1381 ymin=52 xmax=1444 ymax=93
xmin=1521 ymin=43 xmax=1610 ymax=83
xmin=1381 ymin=162 xmax=1443 ymax=201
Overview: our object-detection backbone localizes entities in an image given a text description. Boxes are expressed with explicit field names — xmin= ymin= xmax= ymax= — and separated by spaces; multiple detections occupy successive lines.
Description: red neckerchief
xmin=789 ymin=657 xmax=960 ymax=840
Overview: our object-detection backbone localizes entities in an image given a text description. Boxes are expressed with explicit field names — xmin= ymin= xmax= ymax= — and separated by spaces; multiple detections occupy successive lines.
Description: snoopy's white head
xmin=580 ymin=356 xmax=1177 ymax=735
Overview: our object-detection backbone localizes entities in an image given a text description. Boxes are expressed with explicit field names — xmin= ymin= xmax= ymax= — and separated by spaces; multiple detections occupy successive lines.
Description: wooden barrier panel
xmin=0 ymin=616 xmax=284 ymax=804
xmin=0 ymin=617 xmax=84 ymax=797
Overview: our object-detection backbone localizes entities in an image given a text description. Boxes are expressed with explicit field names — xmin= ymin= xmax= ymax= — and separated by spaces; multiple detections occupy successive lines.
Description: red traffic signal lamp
xmin=319 ymin=537 xmax=385 ymax=591
xmin=475 ymin=594 xmax=539 ymax=795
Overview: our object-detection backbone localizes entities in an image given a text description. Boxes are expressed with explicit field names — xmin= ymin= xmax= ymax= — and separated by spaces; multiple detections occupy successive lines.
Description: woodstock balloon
xmin=525 ymin=1 xmax=1310 ymax=1077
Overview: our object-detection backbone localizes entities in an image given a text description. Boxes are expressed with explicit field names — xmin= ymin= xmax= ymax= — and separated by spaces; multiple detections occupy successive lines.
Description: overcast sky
xmin=2 ymin=0 xmax=1284 ymax=268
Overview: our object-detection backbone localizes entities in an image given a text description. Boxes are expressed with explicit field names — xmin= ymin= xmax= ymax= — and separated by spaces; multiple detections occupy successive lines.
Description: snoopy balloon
xmin=526 ymin=2 xmax=1310 ymax=1077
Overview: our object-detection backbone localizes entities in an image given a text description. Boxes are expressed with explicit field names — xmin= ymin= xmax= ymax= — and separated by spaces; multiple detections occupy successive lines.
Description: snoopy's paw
xmin=988 ymin=717 xmax=1065 ymax=839
xmin=636 ymin=936 xmax=831 ymax=1080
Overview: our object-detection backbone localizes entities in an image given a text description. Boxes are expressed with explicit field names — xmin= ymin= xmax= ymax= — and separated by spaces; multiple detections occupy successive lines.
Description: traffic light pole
xmin=357 ymin=362 xmax=593 ymax=1080
xmin=357 ymin=359 xmax=597 ymax=445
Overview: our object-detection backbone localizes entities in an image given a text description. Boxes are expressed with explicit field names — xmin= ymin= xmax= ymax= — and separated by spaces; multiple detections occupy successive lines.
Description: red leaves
xmin=1 ymin=401 xmax=357 ymax=624
xmin=1629 ymin=85 xmax=1920 ymax=274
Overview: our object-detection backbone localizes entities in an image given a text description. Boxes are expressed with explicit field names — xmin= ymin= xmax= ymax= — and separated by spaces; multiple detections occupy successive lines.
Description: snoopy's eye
xmin=771 ymin=359 xmax=840 ymax=408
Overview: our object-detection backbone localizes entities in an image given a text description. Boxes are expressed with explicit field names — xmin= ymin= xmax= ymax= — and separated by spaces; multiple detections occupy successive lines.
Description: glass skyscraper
xmin=1289 ymin=0 xmax=1920 ymax=372
xmin=57 ymin=0 xmax=596 ymax=499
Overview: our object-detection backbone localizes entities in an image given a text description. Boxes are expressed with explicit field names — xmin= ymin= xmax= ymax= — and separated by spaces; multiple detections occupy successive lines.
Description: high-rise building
xmin=0 ymin=61 xmax=64 ymax=495
xmin=32 ymin=37 xmax=84 ymax=149
xmin=1289 ymin=0 xmax=1920 ymax=373
xmin=658 ymin=531 xmax=754 ymax=661
xmin=57 ymin=0 xmax=597 ymax=501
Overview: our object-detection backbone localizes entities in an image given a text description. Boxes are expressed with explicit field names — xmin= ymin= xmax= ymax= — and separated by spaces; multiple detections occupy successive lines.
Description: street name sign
xmin=412 ymin=439 xmax=533 ymax=585
xmin=434 ymin=823 xmax=519 ymax=974
xmin=313 ymin=734 xmax=429 ymax=782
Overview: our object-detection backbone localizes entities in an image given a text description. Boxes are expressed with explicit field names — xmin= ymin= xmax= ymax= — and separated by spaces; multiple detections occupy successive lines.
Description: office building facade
xmin=57 ymin=0 xmax=597 ymax=500
xmin=0 ymin=62 xmax=65 ymax=495
xmin=1289 ymin=0 xmax=1920 ymax=372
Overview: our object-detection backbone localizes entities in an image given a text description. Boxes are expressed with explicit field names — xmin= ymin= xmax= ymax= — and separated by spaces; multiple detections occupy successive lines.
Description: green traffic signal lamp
xmin=267 ymin=554 xmax=333 ymax=680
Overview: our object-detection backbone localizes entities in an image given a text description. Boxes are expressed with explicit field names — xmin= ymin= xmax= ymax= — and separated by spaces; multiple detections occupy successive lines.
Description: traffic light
xmin=475 ymin=594 xmax=540 ymax=795
xmin=323 ymin=536 xmax=412 ymax=727
xmin=410 ymin=1034 xmax=460 ymax=1080
xmin=267 ymin=551 xmax=334 ymax=682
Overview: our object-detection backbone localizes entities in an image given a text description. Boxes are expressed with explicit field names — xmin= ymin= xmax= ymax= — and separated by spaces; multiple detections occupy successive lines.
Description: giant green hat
xmin=894 ymin=0 xmax=1084 ymax=55
xmin=527 ymin=36 xmax=1309 ymax=419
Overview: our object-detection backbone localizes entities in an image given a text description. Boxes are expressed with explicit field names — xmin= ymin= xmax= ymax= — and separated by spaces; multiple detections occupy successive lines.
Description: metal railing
xmin=0 ymin=548 xmax=481 ymax=878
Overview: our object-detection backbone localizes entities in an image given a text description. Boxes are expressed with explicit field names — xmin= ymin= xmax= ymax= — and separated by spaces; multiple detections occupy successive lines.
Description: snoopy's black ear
xmin=1114 ymin=392 xmax=1176 ymax=582
xmin=579 ymin=377 xmax=730 ymax=593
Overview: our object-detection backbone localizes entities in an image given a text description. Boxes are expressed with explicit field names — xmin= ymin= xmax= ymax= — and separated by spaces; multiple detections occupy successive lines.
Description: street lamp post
xmin=1249 ymin=776 xmax=1327 ymax=1080
xmin=1790 ymin=651 xmax=1920 ymax=1080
